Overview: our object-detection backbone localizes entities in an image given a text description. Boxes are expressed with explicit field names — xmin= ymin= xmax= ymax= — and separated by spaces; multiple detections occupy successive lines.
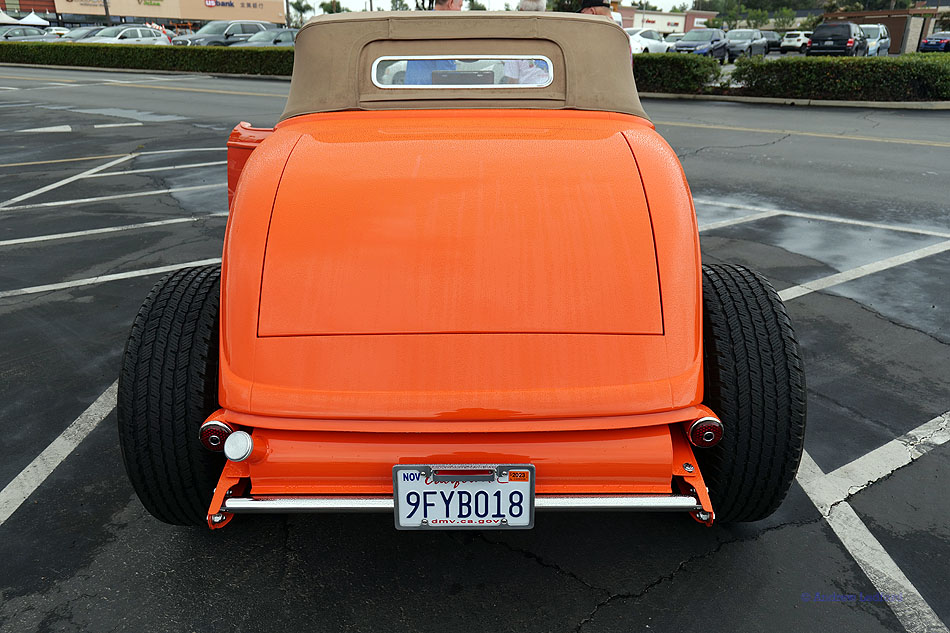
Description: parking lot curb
xmin=640 ymin=92 xmax=950 ymax=110
xmin=0 ymin=62 xmax=291 ymax=82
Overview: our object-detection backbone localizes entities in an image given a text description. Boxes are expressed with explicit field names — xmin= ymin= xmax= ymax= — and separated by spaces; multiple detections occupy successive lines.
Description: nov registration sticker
xmin=393 ymin=464 xmax=535 ymax=530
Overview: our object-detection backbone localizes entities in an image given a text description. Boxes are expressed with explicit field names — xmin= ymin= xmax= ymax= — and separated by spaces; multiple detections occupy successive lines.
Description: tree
xmin=468 ymin=0 xmax=487 ymax=8
xmin=633 ymin=0 xmax=660 ymax=9
xmin=705 ymin=16 xmax=725 ymax=27
xmin=746 ymin=8 xmax=769 ymax=26
xmin=289 ymin=0 xmax=313 ymax=26
xmin=772 ymin=6 xmax=795 ymax=30
xmin=319 ymin=0 xmax=349 ymax=12
xmin=670 ymin=2 xmax=689 ymax=11
xmin=391 ymin=0 xmax=410 ymax=8
xmin=799 ymin=12 xmax=823 ymax=30
xmin=723 ymin=6 xmax=741 ymax=28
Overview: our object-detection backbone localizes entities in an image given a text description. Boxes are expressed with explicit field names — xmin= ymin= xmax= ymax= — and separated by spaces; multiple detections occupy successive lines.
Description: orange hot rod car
xmin=117 ymin=12 xmax=806 ymax=530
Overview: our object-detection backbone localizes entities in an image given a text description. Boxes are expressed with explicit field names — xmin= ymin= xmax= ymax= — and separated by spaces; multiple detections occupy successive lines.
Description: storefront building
xmin=615 ymin=6 xmax=718 ymax=34
xmin=1 ymin=0 xmax=284 ymax=26
xmin=1 ymin=0 xmax=57 ymax=19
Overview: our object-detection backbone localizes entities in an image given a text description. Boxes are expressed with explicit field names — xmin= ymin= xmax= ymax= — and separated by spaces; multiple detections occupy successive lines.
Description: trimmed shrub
xmin=732 ymin=54 xmax=950 ymax=101
xmin=0 ymin=42 xmax=294 ymax=76
xmin=632 ymin=53 xmax=722 ymax=94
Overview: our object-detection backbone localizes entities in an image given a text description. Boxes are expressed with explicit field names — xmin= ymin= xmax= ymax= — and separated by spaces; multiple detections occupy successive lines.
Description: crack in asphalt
xmin=570 ymin=518 xmax=826 ymax=632
xmin=474 ymin=519 xmax=825 ymax=633
xmin=860 ymin=112 xmax=883 ymax=131
xmin=676 ymin=133 xmax=792 ymax=160
xmin=474 ymin=533 xmax=610 ymax=596
xmin=852 ymin=299 xmax=950 ymax=347
xmin=810 ymin=390 xmax=898 ymax=438
xmin=839 ymin=413 xmax=950 ymax=502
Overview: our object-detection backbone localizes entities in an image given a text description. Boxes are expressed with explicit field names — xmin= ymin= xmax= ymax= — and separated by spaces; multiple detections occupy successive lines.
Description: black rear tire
xmin=698 ymin=264 xmax=806 ymax=523
xmin=117 ymin=265 xmax=224 ymax=526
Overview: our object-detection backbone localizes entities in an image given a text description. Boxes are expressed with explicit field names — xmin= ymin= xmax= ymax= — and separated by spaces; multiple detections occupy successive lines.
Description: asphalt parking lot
xmin=1 ymin=65 xmax=948 ymax=633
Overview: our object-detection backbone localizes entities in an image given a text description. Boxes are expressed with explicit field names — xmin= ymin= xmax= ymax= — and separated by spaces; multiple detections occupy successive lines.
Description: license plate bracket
xmin=393 ymin=464 xmax=535 ymax=530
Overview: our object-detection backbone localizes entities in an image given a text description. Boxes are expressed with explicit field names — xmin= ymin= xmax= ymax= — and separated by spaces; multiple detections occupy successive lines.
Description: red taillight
xmin=199 ymin=420 xmax=234 ymax=452
xmin=807 ymin=39 xmax=812 ymax=47
xmin=688 ymin=417 xmax=724 ymax=448
xmin=846 ymin=38 xmax=854 ymax=46
xmin=941 ymin=40 xmax=950 ymax=43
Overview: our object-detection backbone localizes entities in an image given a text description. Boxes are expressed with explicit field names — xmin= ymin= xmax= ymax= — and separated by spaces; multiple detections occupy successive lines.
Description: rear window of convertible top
xmin=372 ymin=55 xmax=554 ymax=89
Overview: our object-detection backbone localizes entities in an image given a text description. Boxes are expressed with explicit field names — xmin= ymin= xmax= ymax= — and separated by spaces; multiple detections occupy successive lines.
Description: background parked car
xmin=860 ymin=24 xmax=890 ymax=56
xmin=0 ymin=25 xmax=60 ymax=42
xmin=171 ymin=20 xmax=274 ymax=46
xmin=237 ymin=28 xmax=297 ymax=47
xmin=61 ymin=26 xmax=106 ymax=41
xmin=624 ymin=27 xmax=672 ymax=53
xmin=44 ymin=26 xmax=70 ymax=37
xmin=665 ymin=32 xmax=685 ymax=43
xmin=919 ymin=31 xmax=950 ymax=52
xmin=761 ymin=30 xmax=781 ymax=52
xmin=780 ymin=30 xmax=812 ymax=54
xmin=807 ymin=22 xmax=868 ymax=56
xmin=725 ymin=28 xmax=768 ymax=62
xmin=84 ymin=25 xmax=170 ymax=45
xmin=674 ymin=28 xmax=728 ymax=64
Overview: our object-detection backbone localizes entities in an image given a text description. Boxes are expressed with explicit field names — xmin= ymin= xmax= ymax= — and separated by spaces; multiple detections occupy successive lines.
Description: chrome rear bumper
xmin=222 ymin=494 xmax=702 ymax=513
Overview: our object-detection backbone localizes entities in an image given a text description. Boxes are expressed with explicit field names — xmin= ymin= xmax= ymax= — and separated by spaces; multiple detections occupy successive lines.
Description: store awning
xmin=18 ymin=11 xmax=51 ymax=26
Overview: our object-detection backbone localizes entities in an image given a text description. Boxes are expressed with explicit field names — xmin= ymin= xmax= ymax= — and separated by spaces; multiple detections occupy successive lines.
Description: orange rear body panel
xmin=215 ymin=109 xmax=710 ymax=517
xmin=243 ymin=426 xmax=674 ymax=496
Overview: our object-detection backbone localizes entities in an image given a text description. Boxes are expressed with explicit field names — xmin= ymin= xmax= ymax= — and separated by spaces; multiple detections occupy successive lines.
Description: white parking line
xmin=698 ymin=210 xmax=781 ymax=232
xmin=83 ymin=161 xmax=227 ymax=178
xmin=807 ymin=412 xmax=950 ymax=509
xmin=1 ymin=183 xmax=226 ymax=212
xmin=0 ymin=147 xmax=225 ymax=209
xmin=0 ymin=382 xmax=117 ymax=527
xmin=15 ymin=124 xmax=75 ymax=133
xmin=0 ymin=154 xmax=132 ymax=208
xmin=0 ymin=258 xmax=221 ymax=299
xmin=694 ymin=198 xmax=950 ymax=239
xmin=779 ymin=240 xmax=950 ymax=301
xmin=797 ymin=451 xmax=950 ymax=633
xmin=0 ymin=213 xmax=229 ymax=247
xmin=93 ymin=122 xmax=144 ymax=129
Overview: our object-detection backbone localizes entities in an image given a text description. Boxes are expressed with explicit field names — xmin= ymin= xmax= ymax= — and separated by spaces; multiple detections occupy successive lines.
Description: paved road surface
xmin=1 ymin=65 xmax=948 ymax=633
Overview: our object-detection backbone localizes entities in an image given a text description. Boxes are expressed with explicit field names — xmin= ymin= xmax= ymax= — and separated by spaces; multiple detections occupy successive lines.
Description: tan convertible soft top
xmin=280 ymin=11 xmax=647 ymax=121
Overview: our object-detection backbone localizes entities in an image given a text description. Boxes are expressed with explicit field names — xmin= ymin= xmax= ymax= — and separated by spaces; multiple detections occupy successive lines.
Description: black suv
xmin=806 ymin=22 xmax=868 ymax=56
xmin=172 ymin=20 xmax=275 ymax=46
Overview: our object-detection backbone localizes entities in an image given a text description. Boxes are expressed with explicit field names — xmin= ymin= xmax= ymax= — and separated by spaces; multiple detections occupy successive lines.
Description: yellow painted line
xmin=0 ymin=74 xmax=78 ymax=83
xmin=0 ymin=153 xmax=127 ymax=169
xmin=111 ymin=83 xmax=286 ymax=98
xmin=653 ymin=120 xmax=950 ymax=149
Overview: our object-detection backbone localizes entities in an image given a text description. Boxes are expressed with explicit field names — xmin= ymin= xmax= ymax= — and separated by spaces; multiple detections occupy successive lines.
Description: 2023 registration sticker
xmin=393 ymin=465 xmax=535 ymax=530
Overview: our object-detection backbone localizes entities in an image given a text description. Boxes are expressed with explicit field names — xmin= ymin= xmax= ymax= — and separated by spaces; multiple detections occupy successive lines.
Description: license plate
xmin=825 ymin=40 xmax=833 ymax=45
xmin=393 ymin=464 xmax=535 ymax=530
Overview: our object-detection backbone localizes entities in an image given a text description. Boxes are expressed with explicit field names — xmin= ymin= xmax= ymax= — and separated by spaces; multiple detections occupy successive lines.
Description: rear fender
xmin=227 ymin=121 xmax=274 ymax=209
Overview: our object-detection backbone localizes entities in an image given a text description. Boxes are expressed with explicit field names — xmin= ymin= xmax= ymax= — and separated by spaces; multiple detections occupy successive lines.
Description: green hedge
xmin=632 ymin=53 xmax=721 ymax=94
xmin=0 ymin=42 xmax=294 ymax=76
xmin=732 ymin=54 xmax=950 ymax=101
